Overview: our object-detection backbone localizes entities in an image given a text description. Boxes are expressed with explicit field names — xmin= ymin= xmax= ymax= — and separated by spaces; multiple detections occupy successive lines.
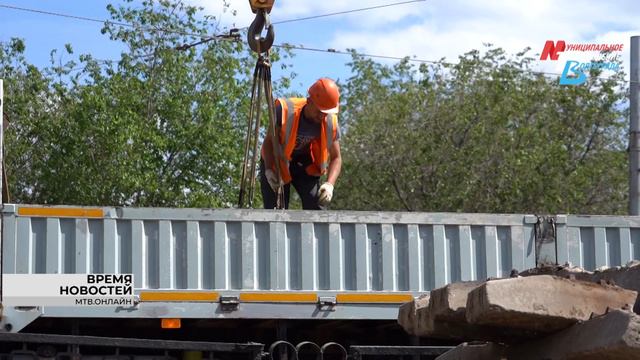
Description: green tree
xmin=2 ymin=0 xmax=293 ymax=207
xmin=334 ymin=47 xmax=628 ymax=214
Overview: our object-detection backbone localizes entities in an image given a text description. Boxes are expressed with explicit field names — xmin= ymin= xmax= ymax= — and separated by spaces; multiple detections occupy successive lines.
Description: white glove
xmin=265 ymin=169 xmax=283 ymax=191
xmin=318 ymin=182 xmax=334 ymax=206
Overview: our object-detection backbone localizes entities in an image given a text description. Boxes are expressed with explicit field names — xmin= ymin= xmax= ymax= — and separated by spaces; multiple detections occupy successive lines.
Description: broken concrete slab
xmin=521 ymin=262 xmax=640 ymax=314
xmin=508 ymin=310 xmax=640 ymax=360
xmin=435 ymin=342 xmax=507 ymax=360
xmin=466 ymin=275 xmax=637 ymax=332
xmin=397 ymin=294 xmax=430 ymax=335
xmin=413 ymin=282 xmax=537 ymax=342
xmin=414 ymin=282 xmax=482 ymax=338
xmin=429 ymin=281 xmax=483 ymax=321
xmin=592 ymin=263 xmax=640 ymax=314
xmin=519 ymin=265 xmax=594 ymax=281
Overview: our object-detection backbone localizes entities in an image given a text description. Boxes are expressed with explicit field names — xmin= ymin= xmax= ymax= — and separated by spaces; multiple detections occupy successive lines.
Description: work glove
xmin=318 ymin=182 xmax=334 ymax=206
xmin=265 ymin=169 xmax=283 ymax=191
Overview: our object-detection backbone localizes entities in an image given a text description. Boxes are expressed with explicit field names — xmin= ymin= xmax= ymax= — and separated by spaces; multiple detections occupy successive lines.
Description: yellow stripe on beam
xmin=239 ymin=292 xmax=318 ymax=303
xmin=18 ymin=207 xmax=104 ymax=218
xmin=336 ymin=293 xmax=414 ymax=304
xmin=140 ymin=292 xmax=220 ymax=302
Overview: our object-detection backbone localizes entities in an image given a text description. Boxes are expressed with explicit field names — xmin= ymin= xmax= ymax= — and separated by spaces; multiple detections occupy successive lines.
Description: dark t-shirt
xmin=274 ymin=102 xmax=340 ymax=163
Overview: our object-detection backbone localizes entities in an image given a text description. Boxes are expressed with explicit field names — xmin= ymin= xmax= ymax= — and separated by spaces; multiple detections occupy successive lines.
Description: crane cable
xmin=238 ymin=2 xmax=284 ymax=209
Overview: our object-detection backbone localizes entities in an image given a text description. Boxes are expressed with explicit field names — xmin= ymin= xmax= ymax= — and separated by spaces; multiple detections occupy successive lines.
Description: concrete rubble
xmin=508 ymin=310 xmax=640 ymax=360
xmin=397 ymin=293 xmax=429 ymax=335
xmin=399 ymin=262 xmax=640 ymax=359
xmin=520 ymin=260 xmax=640 ymax=313
xmin=466 ymin=275 xmax=636 ymax=332
xmin=434 ymin=342 xmax=507 ymax=360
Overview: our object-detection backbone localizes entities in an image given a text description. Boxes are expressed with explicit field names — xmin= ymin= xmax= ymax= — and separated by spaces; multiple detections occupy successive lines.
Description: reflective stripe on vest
xmin=280 ymin=98 xmax=296 ymax=167
xmin=321 ymin=114 xmax=335 ymax=170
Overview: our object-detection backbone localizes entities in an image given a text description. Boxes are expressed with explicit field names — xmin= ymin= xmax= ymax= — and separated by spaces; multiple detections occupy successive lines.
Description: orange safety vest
xmin=263 ymin=97 xmax=338 ymax=184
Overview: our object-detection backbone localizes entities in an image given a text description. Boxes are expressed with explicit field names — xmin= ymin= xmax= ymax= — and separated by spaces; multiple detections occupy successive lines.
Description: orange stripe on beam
xmin=140 ymin=292 xmax=220 ymax=302
xmin=336 ymin=293 xmax=414 ymax=304
xmin=239 ymin=292 xmax=318 ymax=303
xmin=18 ymin=207 xmax=104 ymax=218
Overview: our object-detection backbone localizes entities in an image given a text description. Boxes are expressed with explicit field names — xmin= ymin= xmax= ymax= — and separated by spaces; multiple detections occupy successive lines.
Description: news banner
xmin=2 ymin=274 xmax=135 ymax=306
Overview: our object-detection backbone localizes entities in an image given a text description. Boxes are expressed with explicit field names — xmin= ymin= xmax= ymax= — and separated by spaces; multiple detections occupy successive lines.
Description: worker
xmin=259 ymin=77 xmax=342 ymax=210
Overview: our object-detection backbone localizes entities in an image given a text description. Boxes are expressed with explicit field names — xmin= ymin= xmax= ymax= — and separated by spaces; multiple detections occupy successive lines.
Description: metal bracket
xmin=317 ymin=296 xmax=336 ymax=311
xmin=219 ymin=296 xmax=239 ymax=312
xmin=534 ymin=215 xmax=558 ymax=267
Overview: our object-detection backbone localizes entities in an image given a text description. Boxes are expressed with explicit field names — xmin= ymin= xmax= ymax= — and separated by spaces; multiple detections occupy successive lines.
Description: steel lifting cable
xmin=238 ymin=3 xmax=285 ymax=209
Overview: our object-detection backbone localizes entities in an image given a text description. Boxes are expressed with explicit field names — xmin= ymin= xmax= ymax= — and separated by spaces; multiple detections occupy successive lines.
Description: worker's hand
xmin=265 ymin=169 xmax=282 ymax=191
xmin=318 ymin=182 xmax=334 ymax=206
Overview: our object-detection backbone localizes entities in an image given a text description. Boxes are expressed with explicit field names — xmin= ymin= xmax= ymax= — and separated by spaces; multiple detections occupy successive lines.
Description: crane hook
xmin=248 ymin=9 xmax=275 ymax=53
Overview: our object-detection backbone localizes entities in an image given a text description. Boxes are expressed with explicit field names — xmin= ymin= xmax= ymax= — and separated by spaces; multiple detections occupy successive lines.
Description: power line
xmin=1 ymin=2 xmax=634 ymax=84
xmin=0 ymin=4 xmax=132 ymax=28
xmin=0 ymin=3 xmax=210 ymax=39
xmin=272 ymin=43 xmax=635 ymax=85
xmin=242 ymin=0 xmax=427 ymax=29
xmin=0 ymin=1 xmax=427 ymax=38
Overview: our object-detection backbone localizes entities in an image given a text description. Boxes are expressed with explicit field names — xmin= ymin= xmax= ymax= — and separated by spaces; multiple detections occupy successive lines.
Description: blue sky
xmin=1 ymin=0 xmax=639 ymax=93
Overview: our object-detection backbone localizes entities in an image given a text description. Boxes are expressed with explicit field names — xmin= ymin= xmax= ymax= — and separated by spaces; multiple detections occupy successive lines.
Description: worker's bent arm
xmin=262 ymin=102 xmax=282 ymax=170
xmin=262 ymin=130 xmax=276 ymax=170
xmin=327 ymin=140 xmax=342 ymax=185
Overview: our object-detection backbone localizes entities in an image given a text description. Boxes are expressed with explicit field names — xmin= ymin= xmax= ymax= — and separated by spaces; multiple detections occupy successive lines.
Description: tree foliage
xmin=334 ymin=47 xmax=629 ymax=214
xmin=0 ymin=4 xmax=630 ymax=214
xmin=1 ymin=0 xmax=292 ymax=207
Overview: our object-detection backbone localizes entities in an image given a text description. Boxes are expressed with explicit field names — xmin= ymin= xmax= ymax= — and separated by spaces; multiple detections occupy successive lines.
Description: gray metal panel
xmin=131 ymin=220 xmax=144 ymax=288
xmin=103 ymin=219 xmax=117 ymax=274
xmin=213 ymin=221 xmax=228 ymax=289
xmin=497 ymin=226 xmax=512 ymax=278
xmin=432 ymin=225 xmax=447 ymax=288
xmin=606 ymin=228 xmax=621 ymax=267
xmin=75 ymin=219 xmax=89 ymax=274
xmin=39 ymin=301 xmax=403 ymax=320
xmin=15 ymin=217 xmax=32 ymax=274
xmin=329 ymin=223 xmax=343 ymax=291
xmin=287 ymin=222 xmax=302 ymax=290
xmin=158 ymin=220 xmax=173 ymax=289
xmin=45 ymin=218 xmax=60 ymax=274
xmin=381 ymin=224 xmax=395 ymax=291
xmin=407 ymin=225 xmax=422 ymax=291
xmin=300 ymin=223 xmax=315 ymax=290
xmin=173 ymin=221 xmax=188 ymax=289
xmin=394 ymin=225 xmax=408 ymax=291
xmin=619 ymin=228 xmax=632 ymax=265
xmin=510 ymin=226 xmax=524 ymax=274
xmin=144 ymin=221 xmax=159 ymax=289
xmin=186 ymin=221 xmax=201 ymax=289
xmin=421 ymin=225 xmax=435 ymax=291
xmin=555 ymin=223 xmax=569 ymax=266
xmin=459 ymin=226 xmax=473 ymax=281
xmin=268 ymin=222 xmax=286 ymax=290
xmin=117 ymin=220 xmax=132 ymax=275
xmin=241 ymin=222 xmax=256 ymax=290
xmin=563 ymin=215 xmax=640 ymax=270
xmin=354 ymin=223 xmax=369 ymax=291
xmin=2 ymin=212 xmax=16 ymax=273
xmin=484 ymin=226 xmax=499 ymax=278
xmin=523 ymin=223 xmax=537 ymax=269
xmin=4 ymin=205 xmax=556 ymax=320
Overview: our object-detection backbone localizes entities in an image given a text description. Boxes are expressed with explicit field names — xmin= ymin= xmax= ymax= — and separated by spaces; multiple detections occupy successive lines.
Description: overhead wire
xmin=0 ymin=2 xmax=634 ymax=84
xmin=238 ymin=0 xmax=426 ymax=29
xmin=272 ymin=43 xmax=633 ymax=85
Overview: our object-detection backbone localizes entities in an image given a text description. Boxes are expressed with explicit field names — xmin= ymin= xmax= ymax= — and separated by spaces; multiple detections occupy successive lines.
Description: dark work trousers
xmin=259 ymin=158 xmax=321 ymax=210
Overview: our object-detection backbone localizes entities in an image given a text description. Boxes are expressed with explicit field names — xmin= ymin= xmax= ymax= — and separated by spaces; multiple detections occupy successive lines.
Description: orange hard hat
xmin=308 ymin=78 xmax=340 ymax=114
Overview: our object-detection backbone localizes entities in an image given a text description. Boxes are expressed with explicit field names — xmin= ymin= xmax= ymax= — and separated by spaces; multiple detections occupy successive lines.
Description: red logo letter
xmin=540 ymin=40 xmax=565 ymax=60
